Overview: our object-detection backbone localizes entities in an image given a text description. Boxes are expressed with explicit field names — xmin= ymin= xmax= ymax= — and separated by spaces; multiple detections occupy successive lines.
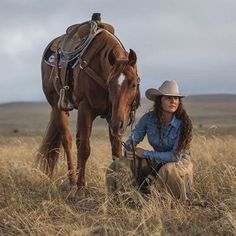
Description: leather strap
xmin=84 ymin=66 xmax=107 ymax=90
xmin=72 ymin=31 xmax=112 ymax=91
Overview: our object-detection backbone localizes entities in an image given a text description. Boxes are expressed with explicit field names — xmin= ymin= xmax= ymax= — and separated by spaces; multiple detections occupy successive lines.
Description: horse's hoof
xmin=76 ymin=187 xmax=86 ymax=198
xmin=66 ymin=185 xmax=78 ymax=201
xmin=66 ymin=186 xmax=86 ymax=202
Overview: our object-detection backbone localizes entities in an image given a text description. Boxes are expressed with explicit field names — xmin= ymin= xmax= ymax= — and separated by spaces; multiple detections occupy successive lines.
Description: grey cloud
xmin=0 ymin=0 xmax=235 ymax=103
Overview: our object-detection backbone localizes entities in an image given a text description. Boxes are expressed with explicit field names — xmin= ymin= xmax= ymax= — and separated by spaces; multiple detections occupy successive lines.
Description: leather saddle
xmin=44 ymin=22 xmax=114 ymax=66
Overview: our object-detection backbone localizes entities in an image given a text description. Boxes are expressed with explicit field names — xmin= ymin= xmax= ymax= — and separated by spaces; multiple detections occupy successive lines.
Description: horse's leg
xmin=107 ymin=123 xmax=122 ymax=160
xmin=59 ymin=111 xmax=77 ymax=186
xmin=76 ymin=100 xmax=95 ymax=196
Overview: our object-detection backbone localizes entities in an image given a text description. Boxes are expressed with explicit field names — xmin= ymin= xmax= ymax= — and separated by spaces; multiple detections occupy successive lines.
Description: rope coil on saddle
xmin=60 ymin=21 xmax=104 ymax=62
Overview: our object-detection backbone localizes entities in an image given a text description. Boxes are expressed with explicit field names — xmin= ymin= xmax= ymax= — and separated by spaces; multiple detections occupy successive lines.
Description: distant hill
xmin=182 ymin=94 xmax=236 ymax=102
xmin=139 ymin=94 xmax=236 ymax=115
xmin=0 ymin=94 xmax=235 ymax=135
xmin=140 ymin=94 xmax=236 ymax=105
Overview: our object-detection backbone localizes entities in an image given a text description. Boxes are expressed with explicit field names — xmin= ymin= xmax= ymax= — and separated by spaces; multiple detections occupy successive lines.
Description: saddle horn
xmin=92 ymin=13 xmax=101 ymax=22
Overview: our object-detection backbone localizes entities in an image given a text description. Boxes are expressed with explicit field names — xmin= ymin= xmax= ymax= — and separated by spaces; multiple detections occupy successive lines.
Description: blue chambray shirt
xmin=125 ymin=111 xmax=183 ymax=164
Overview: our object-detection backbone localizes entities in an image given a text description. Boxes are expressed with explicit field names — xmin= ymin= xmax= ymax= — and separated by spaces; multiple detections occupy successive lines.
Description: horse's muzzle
xmin=110 ymin=119 xmax=127 ymax=137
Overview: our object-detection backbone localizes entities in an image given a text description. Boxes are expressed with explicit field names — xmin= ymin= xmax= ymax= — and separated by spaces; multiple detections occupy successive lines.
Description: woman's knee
xmin=158 ymin=163 xmax=177 ymax=177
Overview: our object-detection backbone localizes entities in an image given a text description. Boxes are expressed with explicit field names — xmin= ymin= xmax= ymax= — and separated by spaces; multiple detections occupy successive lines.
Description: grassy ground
xmin=0 ymin=133 xmax=235 ymax=235
xmin=0 ymin=96 xmax=236 ymax=235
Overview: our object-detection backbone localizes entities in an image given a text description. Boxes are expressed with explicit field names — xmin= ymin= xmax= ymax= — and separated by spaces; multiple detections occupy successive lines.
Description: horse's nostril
xmin=119 ymin=121 xmax=123 ymax=129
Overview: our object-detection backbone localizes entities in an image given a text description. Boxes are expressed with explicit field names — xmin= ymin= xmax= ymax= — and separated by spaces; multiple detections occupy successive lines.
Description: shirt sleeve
xmin=124 ymin=113 xmax=147 ymax=148
xmin=142 ymin=127 xmax=182 ymax=163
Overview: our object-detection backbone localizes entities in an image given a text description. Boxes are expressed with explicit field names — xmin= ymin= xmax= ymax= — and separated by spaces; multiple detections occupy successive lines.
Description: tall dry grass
xmin=0 ymin=131 xmax=236 ymax=235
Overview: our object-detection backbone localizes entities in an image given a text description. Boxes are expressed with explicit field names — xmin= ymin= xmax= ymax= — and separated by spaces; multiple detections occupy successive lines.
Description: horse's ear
xmin=128 ymin=49 xmax=137 ymax=66
xmin=108 ymin=50 xmax=116 ymax=66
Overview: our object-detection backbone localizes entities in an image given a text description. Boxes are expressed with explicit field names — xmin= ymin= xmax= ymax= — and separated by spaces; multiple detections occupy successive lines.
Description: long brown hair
xmin=153 ymin=96 xmax=193 ymax=154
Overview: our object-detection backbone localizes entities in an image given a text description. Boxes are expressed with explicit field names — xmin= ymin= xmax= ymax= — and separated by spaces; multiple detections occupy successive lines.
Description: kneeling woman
xmin=106 ymin=80 xmax=193 ymax=202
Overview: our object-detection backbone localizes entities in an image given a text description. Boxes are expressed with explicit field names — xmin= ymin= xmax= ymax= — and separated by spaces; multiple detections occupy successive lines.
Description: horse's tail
xmin=35 ymin=107 xmax=62 ymax=177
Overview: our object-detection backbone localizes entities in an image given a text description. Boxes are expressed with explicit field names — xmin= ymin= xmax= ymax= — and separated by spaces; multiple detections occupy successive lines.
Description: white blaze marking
xmin=118 ymin=73 xmax=125 ymax=86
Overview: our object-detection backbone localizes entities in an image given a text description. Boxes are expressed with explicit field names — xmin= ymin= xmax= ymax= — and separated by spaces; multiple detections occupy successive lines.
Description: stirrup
xmin=58 ymin=88 xmax=74 ymax=111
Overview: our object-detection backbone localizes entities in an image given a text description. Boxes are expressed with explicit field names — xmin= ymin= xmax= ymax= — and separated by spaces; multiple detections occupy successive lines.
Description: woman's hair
xmin=153 ymin=96 xmax=193 ymax=153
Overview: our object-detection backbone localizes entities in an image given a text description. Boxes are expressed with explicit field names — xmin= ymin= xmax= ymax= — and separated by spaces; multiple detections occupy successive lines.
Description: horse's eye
xmin=127 ymin=80 xmax=137 ymax=89
xmin=128 ymin=81 xmax=136 ymax=88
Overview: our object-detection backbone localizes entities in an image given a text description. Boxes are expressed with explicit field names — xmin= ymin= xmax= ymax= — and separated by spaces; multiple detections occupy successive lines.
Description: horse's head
xmin=108 ymin=49 xmax=140 ymax=138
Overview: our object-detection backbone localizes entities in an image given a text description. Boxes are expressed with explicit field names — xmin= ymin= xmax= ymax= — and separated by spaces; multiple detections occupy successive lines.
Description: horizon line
xmin=1 ymin=93 xmax=236 ymax=106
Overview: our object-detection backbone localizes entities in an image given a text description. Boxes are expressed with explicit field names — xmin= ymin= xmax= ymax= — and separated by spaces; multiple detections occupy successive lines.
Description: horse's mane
xmin=97 ymin=30 xmax=128 ymax=61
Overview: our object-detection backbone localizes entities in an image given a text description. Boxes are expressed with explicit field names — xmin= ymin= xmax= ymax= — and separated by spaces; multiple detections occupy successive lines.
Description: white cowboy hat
xmin=145 ymin=80 xmax=185 ymax=101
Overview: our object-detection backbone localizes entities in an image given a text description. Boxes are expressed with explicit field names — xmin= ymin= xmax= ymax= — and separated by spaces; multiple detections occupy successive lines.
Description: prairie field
xmin=0 ymin=95 xmax=236 ymax=235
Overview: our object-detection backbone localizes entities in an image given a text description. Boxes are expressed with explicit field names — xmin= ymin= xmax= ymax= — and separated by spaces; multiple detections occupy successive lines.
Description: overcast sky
xmin=0 ymin=0 xmax=235 ymax=103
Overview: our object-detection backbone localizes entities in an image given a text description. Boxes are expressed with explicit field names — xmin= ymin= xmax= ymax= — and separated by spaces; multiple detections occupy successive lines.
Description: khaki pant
xmin=106 ymin=156 xmax=193 ymax=202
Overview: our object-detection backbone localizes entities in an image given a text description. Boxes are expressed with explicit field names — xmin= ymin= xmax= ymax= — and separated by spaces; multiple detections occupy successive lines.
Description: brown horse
xmin=36 ymin=20 xmax=140 ymax=196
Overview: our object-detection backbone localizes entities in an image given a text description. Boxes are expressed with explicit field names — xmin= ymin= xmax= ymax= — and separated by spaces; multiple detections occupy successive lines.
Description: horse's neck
xmin=86 ymin=30 xmax=128 ymax=83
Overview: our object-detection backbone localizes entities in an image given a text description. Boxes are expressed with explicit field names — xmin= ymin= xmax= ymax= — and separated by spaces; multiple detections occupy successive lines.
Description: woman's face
xmin=161 ymin=96 xmax=180 ymax=113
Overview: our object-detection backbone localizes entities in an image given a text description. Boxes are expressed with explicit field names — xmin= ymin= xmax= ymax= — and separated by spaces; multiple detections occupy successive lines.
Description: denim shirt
xmin=125 ymin=111 xmax=186 ymax=164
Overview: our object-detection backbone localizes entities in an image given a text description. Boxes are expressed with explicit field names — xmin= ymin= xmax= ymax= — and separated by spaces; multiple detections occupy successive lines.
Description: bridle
xmin=127 ymin=76 xmax=140 ymax=126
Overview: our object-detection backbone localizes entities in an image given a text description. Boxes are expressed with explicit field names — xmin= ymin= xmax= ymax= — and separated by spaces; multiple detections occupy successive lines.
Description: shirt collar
xmin=152 ymin=112 xmax=180 ymax=128
xmin=170 ymin=115 xmax=179 ymax=128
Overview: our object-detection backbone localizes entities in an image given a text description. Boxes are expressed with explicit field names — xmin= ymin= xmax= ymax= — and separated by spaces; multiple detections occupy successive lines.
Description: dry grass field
xmin=0 ymin=95 xmax=236 ymax=235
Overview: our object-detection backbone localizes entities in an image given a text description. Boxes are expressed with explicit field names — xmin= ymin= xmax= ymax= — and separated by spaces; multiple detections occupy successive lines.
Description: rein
xmin=119 ymin=80 xmax=140 ymax=179
xmin=129 ymin=102 xmax=138 ymax=179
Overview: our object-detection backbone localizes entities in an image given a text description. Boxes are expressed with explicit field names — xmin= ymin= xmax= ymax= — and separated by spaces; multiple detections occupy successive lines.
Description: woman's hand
xmin=125 ymin=147 xmax=145 ymax=160
xmin=136 ymin=147 xmax=145 ymax=158
xmin=125 ymin=150 xmax=135 ymax=160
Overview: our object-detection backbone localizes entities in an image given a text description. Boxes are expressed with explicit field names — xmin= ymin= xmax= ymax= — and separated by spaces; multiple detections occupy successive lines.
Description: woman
xmin=106 ymin=80 xmax=193 ymax=202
